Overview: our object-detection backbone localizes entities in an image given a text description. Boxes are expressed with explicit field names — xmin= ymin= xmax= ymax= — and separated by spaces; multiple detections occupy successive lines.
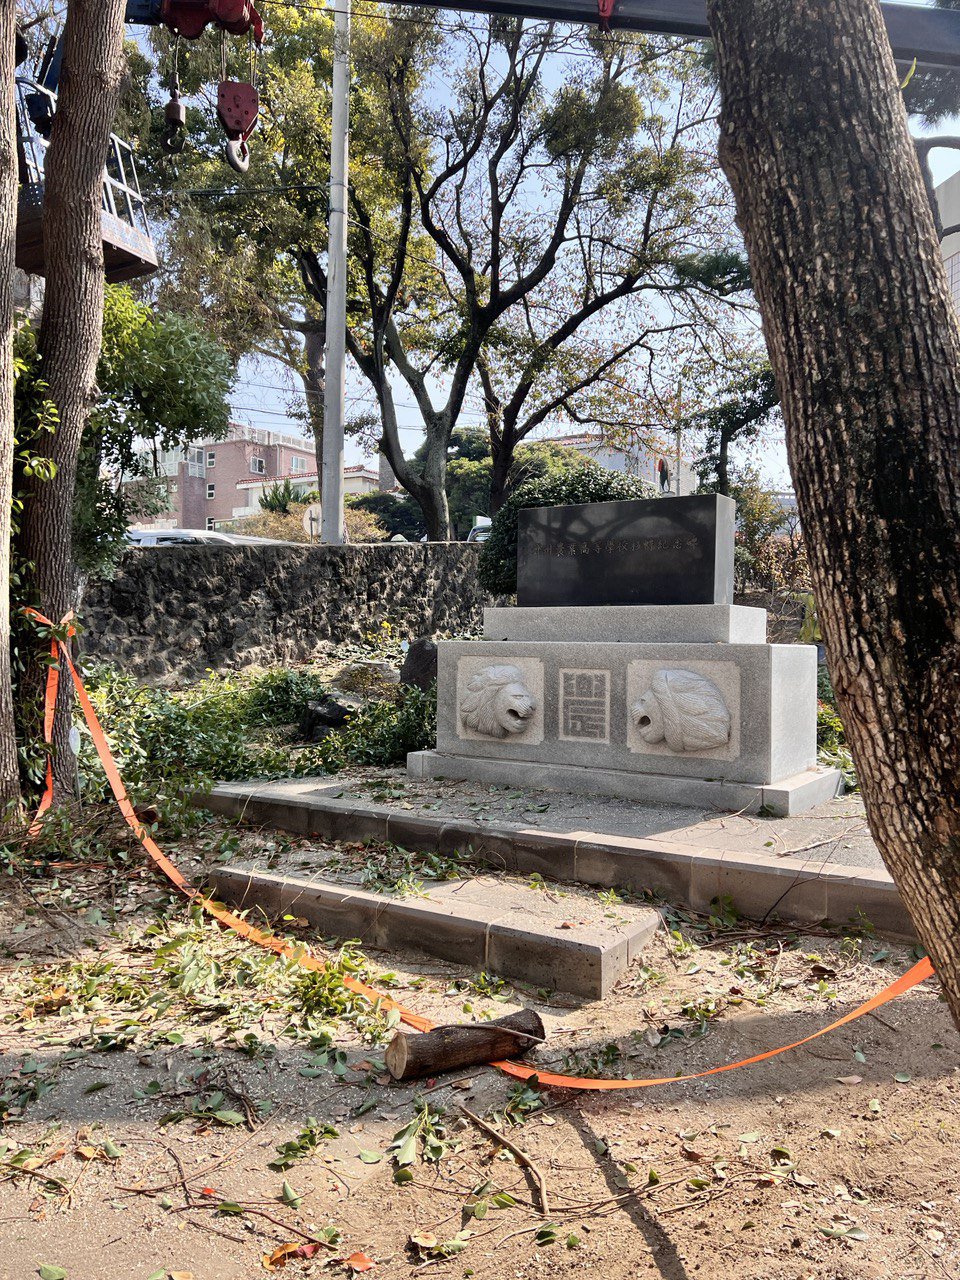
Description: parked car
xmin=125 ymin=527 xmax=294 ymax=547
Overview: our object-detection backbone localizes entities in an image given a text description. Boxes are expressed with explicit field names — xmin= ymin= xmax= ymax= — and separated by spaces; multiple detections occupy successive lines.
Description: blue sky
xmin=223 ymin=11 xmax=960 ymax=491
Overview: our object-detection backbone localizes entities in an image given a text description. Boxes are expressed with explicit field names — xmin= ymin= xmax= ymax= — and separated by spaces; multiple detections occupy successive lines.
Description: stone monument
xmin=407 ymin=494 xmax=842 ymax=816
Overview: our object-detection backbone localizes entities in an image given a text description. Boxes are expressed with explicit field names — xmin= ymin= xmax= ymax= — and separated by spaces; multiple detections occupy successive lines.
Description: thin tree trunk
xmin=18 ymin=0 xmax=126 ymax=801
xmin=302 ymin=323 xmax=325 ymax=482
xmin=0 ymin=4 xmax=21 ymax=815
xmin=716 ymin=427 xmax=731 ymax=497
xmin=707 ymin=0 xmax=960 ymax=1025
xmin=489 ymin=436 xmax=513 ymax=516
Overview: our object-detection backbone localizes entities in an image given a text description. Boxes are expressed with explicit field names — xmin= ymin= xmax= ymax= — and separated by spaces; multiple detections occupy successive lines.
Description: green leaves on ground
xmin=389 ymin=1102 xmax=450 ymax=1179
xmin=269 ymin=1118 xmax=339 ymax=1171
xmin=73 ymin=662 xmax=436 ymax=822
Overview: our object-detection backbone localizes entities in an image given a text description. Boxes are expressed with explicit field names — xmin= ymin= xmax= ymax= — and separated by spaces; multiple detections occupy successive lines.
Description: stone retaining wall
xmin=82 ymin=543 xmax=483 ymax=684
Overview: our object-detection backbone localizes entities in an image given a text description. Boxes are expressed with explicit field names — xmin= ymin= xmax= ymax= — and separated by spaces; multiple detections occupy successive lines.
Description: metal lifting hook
xmin=224 ymin=137 xmax=250 ymax=173
xmin=161 ymin=39 xmax=186 ymax=154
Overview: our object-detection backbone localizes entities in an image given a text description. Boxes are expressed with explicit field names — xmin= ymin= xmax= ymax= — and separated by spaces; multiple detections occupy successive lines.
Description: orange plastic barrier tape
xmin=491 ymin=953 xmax=934 ymax=1088
xmin=27 ymin=611 xmax=75 ymax=835
xmin=24 ymin=608 xmax=936 ymax=1089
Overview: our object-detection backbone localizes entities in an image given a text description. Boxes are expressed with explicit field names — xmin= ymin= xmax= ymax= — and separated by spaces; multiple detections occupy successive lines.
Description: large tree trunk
xmin=377 ymin=396 xmax=452 ymax=539
xmin=707 ymin=0 xmax=960 ymax=1025
xmin=18 ymin=0 xmax=126 ymax=800
xmin=416 ymin=440 xmax=451 ymax=541
xmin=0 ymin=5 xmax=21 ymax=815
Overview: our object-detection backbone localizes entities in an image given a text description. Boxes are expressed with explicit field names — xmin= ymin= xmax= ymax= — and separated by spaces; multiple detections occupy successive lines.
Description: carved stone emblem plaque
xmin=627 ymin=659 xmax=740 ymax=760
xmin=558 ymin=669 xmax=610 ymax=743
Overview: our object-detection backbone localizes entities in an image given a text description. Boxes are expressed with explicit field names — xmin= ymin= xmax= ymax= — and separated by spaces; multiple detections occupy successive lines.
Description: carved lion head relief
xmin=459 ymin=664 xmax=537 ymax=738
xmin=632 ymin=668 xmax=731 ymax=754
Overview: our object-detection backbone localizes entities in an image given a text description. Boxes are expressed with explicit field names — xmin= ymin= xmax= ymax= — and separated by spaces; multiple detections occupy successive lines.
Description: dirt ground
xmin=0 ymin=816 xmax=956 ymax=1280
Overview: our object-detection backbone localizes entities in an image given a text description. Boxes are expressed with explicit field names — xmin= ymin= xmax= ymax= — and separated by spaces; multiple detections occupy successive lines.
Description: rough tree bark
xmin=707 ymin=0 xmax=960 ymax=1025
xmin=0 ymin=4 xmax=21 ymax=813
xmin=18 ymin=0 xmax=127 ymax=799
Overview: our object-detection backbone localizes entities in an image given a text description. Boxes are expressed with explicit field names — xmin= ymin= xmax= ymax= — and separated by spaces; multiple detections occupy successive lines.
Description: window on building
xmin=250 ymin=455 xmax=266 ymax=474
xmin=207 ymin=483 xmax=215 ymax=499
xmin=187 ymin=446 xmax=204 ymax=478
xmin=158 ymin=447 xmax=182 ymax=478
xmin=168 ymin=481 xmax=178 ymax=494
xmin=206 ymin=450 xmax=216 ymax=468
xmin=206 ymin=517 xmax=216 ymax=531
xmin=290 ymin=455 xmax=307 ymax=474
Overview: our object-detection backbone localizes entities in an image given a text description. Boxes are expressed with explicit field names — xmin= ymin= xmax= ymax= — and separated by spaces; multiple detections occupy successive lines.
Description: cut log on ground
xmin=385 ymin=1009 xmax=546 ymax=1081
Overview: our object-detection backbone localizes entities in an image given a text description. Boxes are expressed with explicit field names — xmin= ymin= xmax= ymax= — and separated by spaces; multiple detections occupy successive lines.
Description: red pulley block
xmin=161 ymin=0 xmax=263 ymax=43
xmin=217 ymin=80 xmax=259 ymax=140
xmin=217 ymin=79 xmax=259 ymax=172
xmin=597 ymin=0 xmax=615 ymax=31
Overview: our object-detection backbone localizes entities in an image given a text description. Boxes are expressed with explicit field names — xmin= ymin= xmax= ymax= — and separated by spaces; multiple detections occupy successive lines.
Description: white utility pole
xmin=321 ymin=0 xmax=351 ymax=544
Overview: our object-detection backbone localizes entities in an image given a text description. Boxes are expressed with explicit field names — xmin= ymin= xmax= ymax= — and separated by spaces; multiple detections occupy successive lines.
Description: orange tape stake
xmin=25 ymin=608 xmax=936 ymax=1090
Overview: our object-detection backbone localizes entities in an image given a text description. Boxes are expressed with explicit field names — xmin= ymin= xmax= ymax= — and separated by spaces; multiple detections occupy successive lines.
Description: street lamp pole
xmin=321 ymin=0 xmax=351 ymax=544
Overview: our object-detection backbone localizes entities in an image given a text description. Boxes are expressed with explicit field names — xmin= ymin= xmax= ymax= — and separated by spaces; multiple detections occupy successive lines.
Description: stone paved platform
xmin=200 ymin=774 xmax=910 ymax=939
xmin=250 ymin=770 xmax=881 ymax=870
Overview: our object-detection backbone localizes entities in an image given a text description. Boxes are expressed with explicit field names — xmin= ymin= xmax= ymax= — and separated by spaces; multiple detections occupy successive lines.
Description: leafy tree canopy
xmin=139 ymin=16 xmax=754 ymax=537
xmin=16 ymin=286 xmax=234 ymax=578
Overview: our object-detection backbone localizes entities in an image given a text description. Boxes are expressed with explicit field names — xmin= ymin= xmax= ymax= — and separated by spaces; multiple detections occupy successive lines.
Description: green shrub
xmin=242 ymin=667 xmax=330 ymax=726
xmin=75 ymin=664 xmax=436 ymax=824
xmin=79 ymin=665 xmax=295 ymax=817
xmin=815 ymin=694 xmax=858 ymax=791
xmin=478 ymin=462 xmax=654 ymax=596
xmin=816 ymin=699 xmax=845 ymax=753
xmin=816 ymin=666 xmax=834 ymax=704
xmin=342 ymin=684 xmax=436 ymax=766
xmin=296 ymin=684 xmax=436 ymax=774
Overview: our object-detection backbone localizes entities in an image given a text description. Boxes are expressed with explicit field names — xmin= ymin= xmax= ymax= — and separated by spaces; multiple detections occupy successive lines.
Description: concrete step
xmin=208 ymin=864 xmax=659 ymax=999
xmin=200 ymin=780 xmax=913 ymax=941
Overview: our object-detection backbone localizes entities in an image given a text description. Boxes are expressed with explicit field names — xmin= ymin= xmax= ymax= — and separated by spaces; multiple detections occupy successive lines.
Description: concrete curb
xmin=200 ymin=781 xmax=914 ymax=942
xmin=208 ymin=865 xmax=659 ymax=999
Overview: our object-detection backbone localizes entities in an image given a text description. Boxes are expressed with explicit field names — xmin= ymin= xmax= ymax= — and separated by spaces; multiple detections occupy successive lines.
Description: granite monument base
xmin=434 ymin=639 xmax=816 ymax=785
xmin=407 ymin=751 xmax=842 ymax=817
xmin=483 ymin=603 xmax=767 ymax=644
xmin=410 ymin=605 xmax=841 ymax=818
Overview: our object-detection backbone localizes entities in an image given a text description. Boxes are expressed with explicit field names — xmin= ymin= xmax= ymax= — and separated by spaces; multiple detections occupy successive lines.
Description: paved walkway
xmin=317 ymin=768 xmax=883 ymax=871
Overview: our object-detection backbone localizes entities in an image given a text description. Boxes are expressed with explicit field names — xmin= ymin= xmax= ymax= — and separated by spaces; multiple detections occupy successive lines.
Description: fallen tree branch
xmin=461 ymin=1107 xmax=550 ymax=1217
xmin=386 ymin=1009 xmax=545 ymax=1081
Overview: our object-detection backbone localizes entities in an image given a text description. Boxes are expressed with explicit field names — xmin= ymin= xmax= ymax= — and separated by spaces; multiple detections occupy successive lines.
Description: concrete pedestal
xmin=484 ymin=603 xmax=767 ymax=644
xmin=410 ymin=605 xmax=842 ymax=817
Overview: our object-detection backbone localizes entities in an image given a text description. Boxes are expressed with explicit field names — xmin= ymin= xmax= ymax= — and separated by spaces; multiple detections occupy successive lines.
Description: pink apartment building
xmin=134 ymin=423 xmax=380 ymax=532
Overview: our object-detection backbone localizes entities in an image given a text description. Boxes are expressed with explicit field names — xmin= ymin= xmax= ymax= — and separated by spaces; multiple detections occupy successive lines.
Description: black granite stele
xmin=516 ymin=494 xmax=736 ymax=608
